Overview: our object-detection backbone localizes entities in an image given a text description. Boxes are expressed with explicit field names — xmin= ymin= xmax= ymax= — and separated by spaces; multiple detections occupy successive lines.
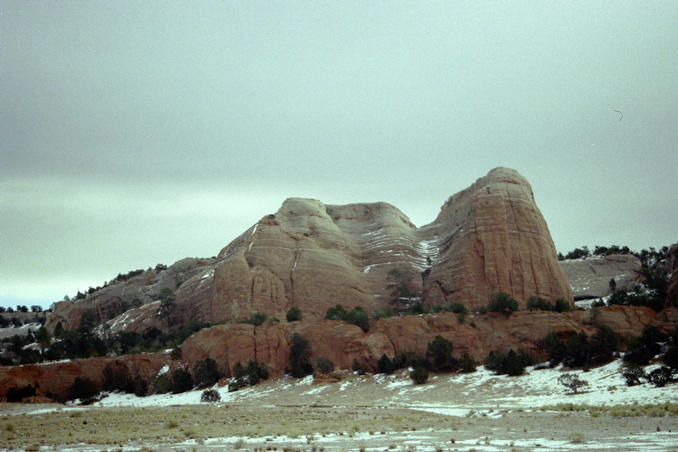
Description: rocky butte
xmin=49 ymin=167 xmax=572 ymax=333
xmin=5 ymin=167 xmax=678 ymax=402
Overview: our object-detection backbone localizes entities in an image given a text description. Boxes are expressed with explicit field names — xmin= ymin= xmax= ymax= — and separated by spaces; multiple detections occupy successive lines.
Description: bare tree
xmin=558 ymin=373 xmax=589 ymax=394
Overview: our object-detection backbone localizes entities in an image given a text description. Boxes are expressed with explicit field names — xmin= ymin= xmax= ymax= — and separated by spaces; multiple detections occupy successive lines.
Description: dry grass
xmin=542 ymin=402 xmax=678 ymax=418
xmin=0 ymin=404 xmax=453 ymax=449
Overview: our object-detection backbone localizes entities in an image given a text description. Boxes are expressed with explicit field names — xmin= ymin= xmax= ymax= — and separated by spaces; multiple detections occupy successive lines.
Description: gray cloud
xmin=2 ymin=1 xmax=677 ymax=307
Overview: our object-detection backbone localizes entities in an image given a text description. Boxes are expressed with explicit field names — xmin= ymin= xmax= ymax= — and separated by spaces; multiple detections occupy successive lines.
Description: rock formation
xmin=49 ymin=167 xmax=571 ymax=333
xmin=5 ymin=305 xmax=677 ymax=402
xmin=0 ymin=353 xmax=169 ymax=402
xmin=178 ymin=305 xmax=677 ymax=379
xmin=559 ymin=254 xmax=642 ymax=300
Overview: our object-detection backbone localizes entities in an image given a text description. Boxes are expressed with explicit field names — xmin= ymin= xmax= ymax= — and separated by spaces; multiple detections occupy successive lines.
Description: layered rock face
xmin=178 ymin=167 xmax=570 ymax=326
xmin=419 ymin=168 xmax=572 ymax=308
xmin=47 ymin=258 xmax=214 ymax=332
xmin=179 ymin=305 xmax=678 ymax=380
xmin=50 ymin=167 xmax=571 ymax=333
xmin=5 ymin=305 xmax=678 ymax=402
xmin=559 ymin=254 xmax=642 ymax=300
xmin=0 ymin=353 xmax=169 ymax=402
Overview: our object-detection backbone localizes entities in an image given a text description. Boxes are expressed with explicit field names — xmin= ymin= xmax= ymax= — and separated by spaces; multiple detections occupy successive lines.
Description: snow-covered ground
xmin=37 ymin=358 xmax=671 ymax=413
xmin=9 ymin=358 xmax=678 ymax=451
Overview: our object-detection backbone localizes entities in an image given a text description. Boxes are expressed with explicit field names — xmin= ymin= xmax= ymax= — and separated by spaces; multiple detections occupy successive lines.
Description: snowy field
xmin=3 ymin=358 xmax=677 ymax=451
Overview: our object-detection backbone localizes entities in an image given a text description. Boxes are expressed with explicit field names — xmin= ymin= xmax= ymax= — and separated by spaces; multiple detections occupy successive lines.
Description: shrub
xmin=228 ymin=378 xmax=246 ymax=392
xmin=410 ymin=366 xmax=429 ymax=384
xmin=378 ymin=354 xmax=395 ymax=374
xmin=623 ymin=327 xmax=665 ymax=366
xmin=6 ymin=385 xmax=36 ymax=402
xmin=193 ymin=358 xmax=220 ymax=388
xmin=132 ymin=375 xmax=147 ymax=396
xmin=558 ymin=373 xmax=588 ymax=394
xmin=554 ymin=298 xmax=572 ymax=313
xmin=102 ymin=364 xmax=133 ymax=392
xmin=201 ymin=388 xmax=221 ymax=402
xmin=544 ymin=332 xmax=566 ymax=366
xmin=346 ymin=306 xmax=370 ymax=332
xmin=152 ymin=374 xmax=172 ymax=394
xmin=233 ymin=362 xmax=246 ymax=380
xmin=286 ymin=306 xmax=302 ymax=322
xmin=352 ymin=359 xmax=368 ymax=375
xmin=427 ymin=335 xmax=456 ymax=371
xmin=487 ymin=293 xmax=518 ymax=315
xmin=564 ymin=332 xmax=590 ymax=368
xmin=373 ymin=307 xmax=395 ymax=320
xmin=589 ymin=325 xmax=617 ymax=365
xmin=246 ymin=360 xmax=268 ymax=384
xmin=450 ymin=303 xmax=467 ymax=314
xmin=647 ymin=367 xmax=672 ymax=387
xmin=459 ymin=353 xmax=476 ymax=373
xmin=66 ymin=377 xmax=99 ymax=402
xmin=485 ymin=349 xmax=525 ymax=375
xmin=527 ymin=296 xmax=550 ymax=311
xmin=392 ymin=351 xmax=421 ymax=370
xmin=622 ymin=364 xmax=645 ymax=386
xmin=315 ymin=357 xmax=335 ymax=374
xmin=325 ymin=304 xmax=348 ymax=321
xmin=325 ymin=304 xmax=369 ymax=332
xmin=288 ymin=333 xmax=313 ymax=378
xmin=503 ymin=350 xmax=525 ymax=376
xmin=227 ymin=361 xmax=268 ymax=389
xmin=664 ymin=345 xmax=678 ymax=370
xmin=241 ymin=312 xmax=268 ymax=326
xmin=170 ymin=368 xmax=193 ymax=394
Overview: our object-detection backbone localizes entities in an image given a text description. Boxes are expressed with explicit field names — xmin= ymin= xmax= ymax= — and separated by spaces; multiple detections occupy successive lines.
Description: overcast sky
xmin=2 ymin=1 xmax=677 ymax=308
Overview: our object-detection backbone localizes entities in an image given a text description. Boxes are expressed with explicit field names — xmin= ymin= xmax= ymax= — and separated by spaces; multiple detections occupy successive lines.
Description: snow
xmin=15 ymin=358 xmax=678 ymax=452
xmin=0 ymin=322 xmax=42 ymax=339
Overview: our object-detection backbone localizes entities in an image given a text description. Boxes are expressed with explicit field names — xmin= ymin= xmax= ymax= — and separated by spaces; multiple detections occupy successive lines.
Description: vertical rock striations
xmin=49 ymin=167 xmax=572 ymax=332
xmin=176 ymin=167 xmax=571 ymax=326
xmin=421 ymin=167 xmax=572 ymax=309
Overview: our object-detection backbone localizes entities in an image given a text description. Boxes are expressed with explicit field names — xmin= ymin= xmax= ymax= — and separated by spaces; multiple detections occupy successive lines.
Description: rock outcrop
xmin=49 ymin=167 xmax=571 ymax=333
xmin=0 ymin=353 xmax=169 ymax=402
xmin=179 ymin=167 xmax=571 ymax=327
xmin=559 ymin=254 xmax=643 ymax=300
xmin=6 ymin=305 xmax=677 ymax=402
xmin=179 ymin=306 xmax=678 ymax=379
xmin=47 ymin=258 xmax=214 ymax=332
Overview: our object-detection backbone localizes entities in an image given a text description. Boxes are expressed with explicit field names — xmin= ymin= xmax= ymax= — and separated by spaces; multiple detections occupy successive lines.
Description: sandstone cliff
xmin=50 ymin=167 xmax=571 ymax=333
xmin=6 ymin=306 xmax=677 ymax=402
xmin=175 ymin=167 xmax=571 ymax=327
xmin=179 ymin=305 xmax=677 ymax=379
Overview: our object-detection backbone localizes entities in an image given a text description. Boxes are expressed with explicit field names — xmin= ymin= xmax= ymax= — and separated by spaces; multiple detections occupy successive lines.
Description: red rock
xmin=0 ymin=353 xmax=169 ymax=402
xmin=47 ymin=168 xmax=572 ymax=334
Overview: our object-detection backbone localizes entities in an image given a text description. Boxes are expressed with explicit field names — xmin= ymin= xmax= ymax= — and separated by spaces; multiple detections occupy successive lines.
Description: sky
xmin=2 ymin=1 xmax=677 ymax=309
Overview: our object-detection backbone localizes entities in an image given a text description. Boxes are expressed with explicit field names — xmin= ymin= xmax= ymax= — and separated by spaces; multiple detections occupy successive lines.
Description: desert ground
xmin=2 ymin=359 xmax=677 ymax=451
